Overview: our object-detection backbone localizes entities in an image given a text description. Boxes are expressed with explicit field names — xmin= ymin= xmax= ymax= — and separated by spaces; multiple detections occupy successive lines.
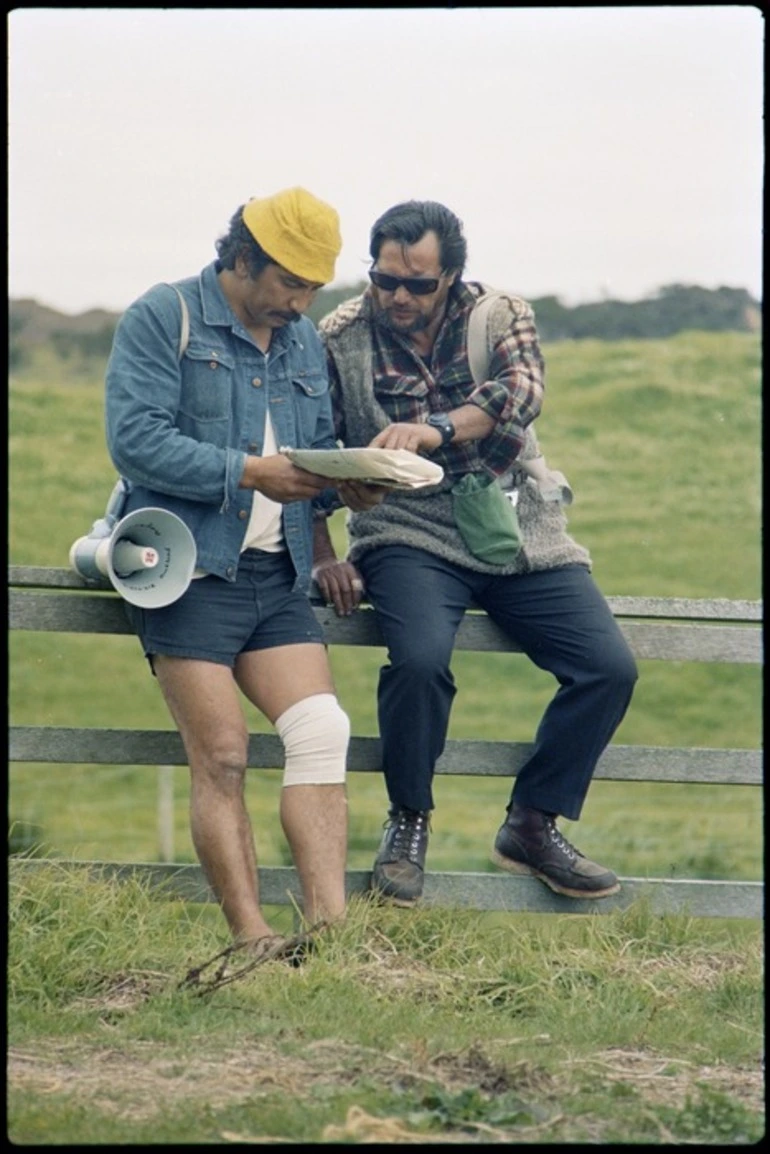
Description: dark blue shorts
xmin=124 ymin=549 xmax=325 ymax=669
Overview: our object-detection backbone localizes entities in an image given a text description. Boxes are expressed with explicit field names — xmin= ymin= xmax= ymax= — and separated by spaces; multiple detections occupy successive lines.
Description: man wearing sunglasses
xmin=312 ymin=199 xmax=638 ymax=908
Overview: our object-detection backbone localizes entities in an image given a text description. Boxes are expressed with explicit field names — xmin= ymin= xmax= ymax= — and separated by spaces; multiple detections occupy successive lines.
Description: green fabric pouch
xmin=451 ymin=472 xmax=522 ymax=564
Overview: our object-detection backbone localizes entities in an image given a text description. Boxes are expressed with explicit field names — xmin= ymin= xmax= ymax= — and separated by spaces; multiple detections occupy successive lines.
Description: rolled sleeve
xmin=471 ymin=296 xmax=545 ymax=468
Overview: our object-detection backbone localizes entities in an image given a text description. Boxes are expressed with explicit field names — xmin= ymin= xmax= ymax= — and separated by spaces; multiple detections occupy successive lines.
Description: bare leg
xmin=279 ymin=784 xmax=348 ymax=924
xmin=235 ymin=644 xmax=348 ymax=926
xmin=153 ymin=656 xmax=275 ymax=943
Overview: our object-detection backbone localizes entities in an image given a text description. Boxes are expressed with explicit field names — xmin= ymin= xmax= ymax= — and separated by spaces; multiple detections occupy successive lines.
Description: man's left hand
xmin=336 ymin=480 xmax=387 ymax=511
xmin=312 ymin=559 xmax=366 ymax=617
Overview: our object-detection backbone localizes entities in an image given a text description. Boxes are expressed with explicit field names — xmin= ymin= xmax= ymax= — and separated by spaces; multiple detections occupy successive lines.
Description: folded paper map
xmin=281 ymin=447 xmax=444 ymax=490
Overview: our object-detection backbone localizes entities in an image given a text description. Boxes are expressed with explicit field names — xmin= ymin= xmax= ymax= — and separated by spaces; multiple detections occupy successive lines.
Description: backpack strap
xmin=467 ymin=286 xmax=504 ymax=386
xmin=170 ymin=285 xmax=190 ymax=360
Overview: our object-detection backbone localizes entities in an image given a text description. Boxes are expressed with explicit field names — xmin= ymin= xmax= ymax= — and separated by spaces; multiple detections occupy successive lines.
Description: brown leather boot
xmin=492 ymin=803 xmax=620 ymax=898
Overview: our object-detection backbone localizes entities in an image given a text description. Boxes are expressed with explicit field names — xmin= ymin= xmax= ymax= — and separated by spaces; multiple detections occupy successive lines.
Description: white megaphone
xmin=69 ymin=478 xmax=197 ymax=608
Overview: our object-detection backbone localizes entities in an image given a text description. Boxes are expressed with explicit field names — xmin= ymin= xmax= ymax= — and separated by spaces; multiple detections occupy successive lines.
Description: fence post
xmin=157 ymin=765 xmax=174 ymax=862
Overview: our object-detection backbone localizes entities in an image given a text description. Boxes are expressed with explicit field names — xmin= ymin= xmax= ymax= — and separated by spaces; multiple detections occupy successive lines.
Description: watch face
xmin=428 ymin=414 xmax=454 ymax=443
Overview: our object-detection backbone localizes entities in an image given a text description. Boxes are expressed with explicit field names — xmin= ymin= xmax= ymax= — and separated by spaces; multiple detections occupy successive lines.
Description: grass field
xmin=7 ymin=865 xmax=765 ymax=1145
xmin=7 ymin=331 xmax=763 ymax=1144
xmin=9 ymin=330 xmax=762 ymax=879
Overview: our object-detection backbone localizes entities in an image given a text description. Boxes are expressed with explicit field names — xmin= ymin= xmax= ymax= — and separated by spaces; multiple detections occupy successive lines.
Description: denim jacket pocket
xmin=291 ymin=372 xmax=330 ymax=442
xmin=179 ymin=344 xmax=236 ymax=423
xmin=177 ymin=344 xmax=235 ymax=447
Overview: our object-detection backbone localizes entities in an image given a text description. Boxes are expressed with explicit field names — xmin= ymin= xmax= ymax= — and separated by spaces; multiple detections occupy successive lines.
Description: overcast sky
xmin=8 ymin=5 xmax=764 ymax=316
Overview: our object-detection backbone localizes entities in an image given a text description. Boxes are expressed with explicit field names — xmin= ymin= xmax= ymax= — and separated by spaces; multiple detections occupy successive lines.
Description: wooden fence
xmin=9 ymin=565 xmax=763 ymax=919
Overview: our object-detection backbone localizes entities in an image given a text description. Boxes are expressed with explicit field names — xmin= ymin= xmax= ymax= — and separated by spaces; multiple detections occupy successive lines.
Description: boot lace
xmin=388 ymin=810 xmax=428 ymax=863
xmin=544 ymin=817 xmax=579 ymax=862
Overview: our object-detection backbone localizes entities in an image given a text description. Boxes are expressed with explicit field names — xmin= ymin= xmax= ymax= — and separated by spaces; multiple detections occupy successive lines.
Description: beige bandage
xmin=275 ymin=693 xmax=350 ymax=786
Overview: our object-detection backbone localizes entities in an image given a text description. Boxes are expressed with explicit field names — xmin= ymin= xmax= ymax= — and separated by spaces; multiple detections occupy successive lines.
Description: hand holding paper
xmin=280 ymin=447 xmax=444 ymax=490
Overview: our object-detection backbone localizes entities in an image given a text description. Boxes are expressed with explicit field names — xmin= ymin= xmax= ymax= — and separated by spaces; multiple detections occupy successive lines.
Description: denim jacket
xmin=105 ymin=261 xmax=337 ymax=589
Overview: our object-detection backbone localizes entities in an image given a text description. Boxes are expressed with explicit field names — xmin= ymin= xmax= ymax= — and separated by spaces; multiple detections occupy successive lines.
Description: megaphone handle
xmin=103 ymin=478 xmax=130 ymax=529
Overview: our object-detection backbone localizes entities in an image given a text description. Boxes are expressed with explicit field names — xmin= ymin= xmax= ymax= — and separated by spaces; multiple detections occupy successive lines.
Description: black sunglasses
xmin=368 ymin=269 xmax=440 ymax=296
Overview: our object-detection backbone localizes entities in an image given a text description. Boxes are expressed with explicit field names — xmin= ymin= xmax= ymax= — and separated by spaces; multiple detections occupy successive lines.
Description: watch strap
xmin=427 ymin=413 xmax=455 ymax=445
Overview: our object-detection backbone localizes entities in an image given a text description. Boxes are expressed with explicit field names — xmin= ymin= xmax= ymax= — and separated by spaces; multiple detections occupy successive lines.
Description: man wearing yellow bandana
xmin=104 ymin=188 xmax=383 ymax=957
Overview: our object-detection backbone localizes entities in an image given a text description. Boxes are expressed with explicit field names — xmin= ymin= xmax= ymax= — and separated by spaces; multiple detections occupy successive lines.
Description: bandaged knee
xmin=275 ymin=693 xmax=350 ymax=787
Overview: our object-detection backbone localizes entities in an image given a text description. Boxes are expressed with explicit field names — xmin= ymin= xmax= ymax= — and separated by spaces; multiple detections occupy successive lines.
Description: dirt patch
xmin=7 ymin=1035 xmax=547 ymax=1120
xmin=8 ymin=1035 xmax=763 ymax=1125
xmin=569 ymin=1046 xmax=765 ymax=1113
xmin=8 ymin=967 xmax=763 ymax=1135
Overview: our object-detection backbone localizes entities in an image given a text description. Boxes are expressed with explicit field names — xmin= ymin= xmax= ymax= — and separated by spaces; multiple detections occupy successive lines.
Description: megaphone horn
xmin=110 ymin=540 xmax=160 ymax=578
xmin=69 ymin=507 xmax=197 ymax=609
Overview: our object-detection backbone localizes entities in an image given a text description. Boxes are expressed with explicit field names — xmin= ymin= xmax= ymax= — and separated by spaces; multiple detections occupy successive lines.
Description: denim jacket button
xmin=252 ymin=377 xmax=262 ymax=387
xmin=238 ymin=509 xmax=248 ymax=520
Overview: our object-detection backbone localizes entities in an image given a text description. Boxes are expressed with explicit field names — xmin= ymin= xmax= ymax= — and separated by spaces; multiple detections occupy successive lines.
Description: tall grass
xmin=7 ymin=864 xmax=764 ymax=1145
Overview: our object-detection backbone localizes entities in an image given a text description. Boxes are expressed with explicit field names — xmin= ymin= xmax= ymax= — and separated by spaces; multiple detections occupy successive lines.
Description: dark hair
xmin=369 ymin=200 xmax=468 ymax=276
xmin=215 ymin=206 xmax=274 ymax=278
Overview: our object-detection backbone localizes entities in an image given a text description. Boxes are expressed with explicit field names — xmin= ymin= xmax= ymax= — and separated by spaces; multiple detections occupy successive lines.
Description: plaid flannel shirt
xmin=328 ymin=280 xmax=545 ymax=480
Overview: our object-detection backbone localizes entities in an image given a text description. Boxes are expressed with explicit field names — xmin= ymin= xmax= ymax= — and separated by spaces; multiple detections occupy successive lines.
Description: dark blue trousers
xmin=356 ymin=547 xmax=638 ymax=821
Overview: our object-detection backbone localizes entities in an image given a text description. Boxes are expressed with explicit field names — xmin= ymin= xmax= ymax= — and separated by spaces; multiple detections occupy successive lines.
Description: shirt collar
xmin=198 ymin=261 xmax=302 ymax=351
xmin=448 ymin=279 xmax=482 ymax=315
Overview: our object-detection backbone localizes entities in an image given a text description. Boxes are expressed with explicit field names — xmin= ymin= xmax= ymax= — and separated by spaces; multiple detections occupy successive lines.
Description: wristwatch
xmin=426 ymin=412 xmax=456 ymax=446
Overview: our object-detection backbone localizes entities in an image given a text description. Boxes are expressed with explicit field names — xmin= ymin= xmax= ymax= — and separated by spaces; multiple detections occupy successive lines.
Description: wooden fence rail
xmin=9 ymin=565 xmax=763 ymax=919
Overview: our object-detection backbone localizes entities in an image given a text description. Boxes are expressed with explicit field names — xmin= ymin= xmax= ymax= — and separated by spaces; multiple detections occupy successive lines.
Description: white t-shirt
xmin=240 ymin=411 xmax=285 ymax=553
xmin=193 ymin=411 xmax=285 ymax=578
